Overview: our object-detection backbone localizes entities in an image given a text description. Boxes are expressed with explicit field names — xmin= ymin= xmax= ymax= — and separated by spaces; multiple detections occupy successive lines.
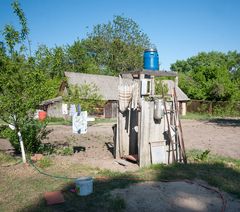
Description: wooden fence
xmin=187 ymin=100 xmax=240 ymax=116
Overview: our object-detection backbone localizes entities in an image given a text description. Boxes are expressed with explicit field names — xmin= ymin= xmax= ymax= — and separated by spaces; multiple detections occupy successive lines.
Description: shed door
xmin=104 ymin=102 xmax=112 ymax=118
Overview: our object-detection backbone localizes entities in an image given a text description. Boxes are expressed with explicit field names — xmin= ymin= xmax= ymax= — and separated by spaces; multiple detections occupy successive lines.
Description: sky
xmin=0 ymin=0 xmax=240 ymax=69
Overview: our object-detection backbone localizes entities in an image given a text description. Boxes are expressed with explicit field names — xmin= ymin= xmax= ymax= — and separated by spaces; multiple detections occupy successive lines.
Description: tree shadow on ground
xmin=207 ymin=118 xmax=240 ymax=127
xmin=20 ymin=161 xmax=240 ymax=212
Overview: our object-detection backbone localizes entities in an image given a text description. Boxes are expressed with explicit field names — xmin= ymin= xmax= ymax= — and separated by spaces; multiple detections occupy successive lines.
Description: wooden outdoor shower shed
xmin=114 ymin=70 xmax=187 ymax=167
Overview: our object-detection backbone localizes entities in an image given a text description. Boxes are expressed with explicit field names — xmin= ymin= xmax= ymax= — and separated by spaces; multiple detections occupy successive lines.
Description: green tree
xmin=67 ymin=40 xmax=99 ymax=74
xmin=35 ymin=45 xmax=68 ymax=79
xmin=0 ymin=1 xmax=55 ymax=157
xmin=84 ymin=15 xmax=151 ymax=75
xmin=171 ymin=51 xmax=240 ymax=101
xmin=64 ymin=84 xmax=105 ymax=114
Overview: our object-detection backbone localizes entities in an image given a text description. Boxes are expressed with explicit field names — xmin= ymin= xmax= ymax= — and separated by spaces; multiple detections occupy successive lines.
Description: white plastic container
xmin=154 ymin=99 xmax=164 ymax=120
xmin=75 ymin=177 xmax=93 ymax=196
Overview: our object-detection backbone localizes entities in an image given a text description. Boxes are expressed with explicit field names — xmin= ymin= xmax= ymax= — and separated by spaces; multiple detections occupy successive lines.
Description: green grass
xmin=0 ymin=151 xmax=20 ymax=166
xmin=36 ymin=156 xmax=53 ymax=169
xmin=0 ymin=151 xmax=240 ymax=211
xmin=46 ymin=117 xmax=72 ymax=126
xmin=181 ymin=112 xmax=215 ymax=120
xmin=46 ymin=117 xmax=116 ymax=126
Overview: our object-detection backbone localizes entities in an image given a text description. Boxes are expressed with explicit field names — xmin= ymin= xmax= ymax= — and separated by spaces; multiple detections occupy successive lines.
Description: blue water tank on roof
xmin=143 ymin=49 xmax=159 ymax=71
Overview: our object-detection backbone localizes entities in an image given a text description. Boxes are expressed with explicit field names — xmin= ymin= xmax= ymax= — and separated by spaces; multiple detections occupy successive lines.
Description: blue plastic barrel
xmin=143 ymin=49 xmax=159 ymax=71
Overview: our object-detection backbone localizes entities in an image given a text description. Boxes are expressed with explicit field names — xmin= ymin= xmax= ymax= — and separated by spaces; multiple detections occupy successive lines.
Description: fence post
xmin=209 ymin=101 xmax=213 ymax=115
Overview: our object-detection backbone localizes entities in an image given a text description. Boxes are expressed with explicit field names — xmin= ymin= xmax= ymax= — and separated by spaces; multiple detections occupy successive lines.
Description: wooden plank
xmin=121 ymin=69 xmax=178 ymax=77
xmin=118 ymin=110 xmax=130 ymax=157
xmin=114 ymin=111 xmax=120 ymax=159
xmin=139 ymin=100 xmax=151 ymax=167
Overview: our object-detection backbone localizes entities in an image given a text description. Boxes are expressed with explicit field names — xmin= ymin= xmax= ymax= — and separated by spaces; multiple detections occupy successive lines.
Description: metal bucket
xmin=75 ymin=177 xmax=93 ymax=196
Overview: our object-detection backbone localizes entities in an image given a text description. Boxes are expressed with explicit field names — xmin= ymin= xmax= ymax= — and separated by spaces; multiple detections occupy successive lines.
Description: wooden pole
xmin=172 ymin=91 xmax=180 ymax=162
xmin=173 ymin=88 xmax=187 ymax=164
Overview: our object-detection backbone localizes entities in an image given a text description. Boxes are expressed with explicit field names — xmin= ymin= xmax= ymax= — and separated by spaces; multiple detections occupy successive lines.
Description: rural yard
xmin=43 ymin=118 xmax=240 ymax=170
xmin=1 ymin=118 xmax=240 ymax=211
xmin=1 ymin=0 xmax=240 ymax=211
xmin=1 ymin=119 xmax=239 ymax=171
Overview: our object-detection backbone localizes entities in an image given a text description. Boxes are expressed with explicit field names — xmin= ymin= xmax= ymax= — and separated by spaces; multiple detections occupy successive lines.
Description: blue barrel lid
xmin=144 ymin=48 xmax=158 ymax=52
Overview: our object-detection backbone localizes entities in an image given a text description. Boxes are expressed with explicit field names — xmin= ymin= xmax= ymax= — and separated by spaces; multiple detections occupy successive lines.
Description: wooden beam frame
xmin=121 ymin=69 xmax=178 ymax=77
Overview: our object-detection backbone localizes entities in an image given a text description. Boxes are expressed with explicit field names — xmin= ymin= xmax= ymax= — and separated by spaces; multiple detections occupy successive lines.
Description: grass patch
xmin=55 ymin=146 xmax=74 ymax=156
xmin=36 ymin=156 xmax=52 ymax=169
xmin=0 ymin=151 xmax=20 ymax=166
xmin=46 ymin=117 xmax=71 ymax=126
xmin=46 ymin=117 xmax=116 ymax=126
xmin=1 ymin=150 xmax=240 ymax=211
xmin=181 ymin=112 xmax=214 ymax=120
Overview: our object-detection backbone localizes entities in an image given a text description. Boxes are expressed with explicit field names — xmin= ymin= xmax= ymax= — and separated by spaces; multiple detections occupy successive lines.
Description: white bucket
xmin=75 ymin=177 xmax=93 ymax=196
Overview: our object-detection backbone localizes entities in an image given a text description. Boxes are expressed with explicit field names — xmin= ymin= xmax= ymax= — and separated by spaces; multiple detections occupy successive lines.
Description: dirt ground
xmin=0 ymin=119 xmax=240 ymax=170
xmin=44 ymin=118 xmax=240 ymax=164
xmin=111 ymin=181 xmax=240 ymax=212
xmin=183 ymin=119 xmax=240 ymax=159
xmin=1 ymin=119 xmax=240 ymax=211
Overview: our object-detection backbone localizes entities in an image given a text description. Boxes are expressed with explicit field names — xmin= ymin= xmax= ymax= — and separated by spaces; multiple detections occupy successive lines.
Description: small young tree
xmin=64 ymin=83 xmax=105 ymax=114
xmin=0 ymin=1 xmax=54 ymax=161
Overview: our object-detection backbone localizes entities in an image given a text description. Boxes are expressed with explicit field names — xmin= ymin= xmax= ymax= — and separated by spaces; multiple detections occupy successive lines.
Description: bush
xmin=2 ymin=119 xmax=52 ymax=154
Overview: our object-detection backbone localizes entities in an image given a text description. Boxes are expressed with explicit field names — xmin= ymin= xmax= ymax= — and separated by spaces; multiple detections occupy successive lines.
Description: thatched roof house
xmin=64 ymin=72 xmax=119 ymax=101
xmin=62 ymin=72 xmax=189 ymax=116
xmin=61 ymin=72 xmax=122 ymax=118
xmin=63 ymin=72 xmax=189 ymax=101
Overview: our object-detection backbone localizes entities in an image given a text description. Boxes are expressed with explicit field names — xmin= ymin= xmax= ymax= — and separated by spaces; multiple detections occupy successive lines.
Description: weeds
xmin=36 ymin=156 xmax=52 ymax=168
xmin=56 ymin=146 xmax=74 ymax=156
xmin=0 ymin=151 xmax=19 ymax=166
xmin=193 ymin=149 xmax=211 ymax=162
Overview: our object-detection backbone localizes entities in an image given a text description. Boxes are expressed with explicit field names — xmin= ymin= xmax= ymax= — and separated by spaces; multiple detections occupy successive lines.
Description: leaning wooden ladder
xmin=172 ymin=87 xmax=187 ymax=164
xmin=162 ymin=84 xmax=187 ymax=164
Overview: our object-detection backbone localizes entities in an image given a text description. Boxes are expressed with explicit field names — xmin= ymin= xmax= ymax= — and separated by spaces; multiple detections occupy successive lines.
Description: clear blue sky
xmin=1 ymin=0 xmax=240 ymax=69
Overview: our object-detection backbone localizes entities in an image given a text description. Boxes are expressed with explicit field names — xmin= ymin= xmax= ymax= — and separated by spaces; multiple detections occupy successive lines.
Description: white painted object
xmin=150 ymin=142 xmax=166 ymax=164
xmin=141 ymin=79 xmax=151 ymax=95
xmin=62 ymin=103 xmax=68 ymax=115
xmin=72 ymin=111 xmax=87 ymax=134
xmin=87 ymin=117 xmax=95 ymax=122
xmin=75 ymin=177 xmax=93 ymax=196
xmin=154 ymin=99 xmax=164 ymax=120
xmin=18 ymin=131 xmax=26 ymax=163
xmin=34 ymin=110 xmax=40 ymax=120
xmin=69 ymin=104 xmax=76 ymax=116
xmin=8 ymin=124 xmax=15 ymax=130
